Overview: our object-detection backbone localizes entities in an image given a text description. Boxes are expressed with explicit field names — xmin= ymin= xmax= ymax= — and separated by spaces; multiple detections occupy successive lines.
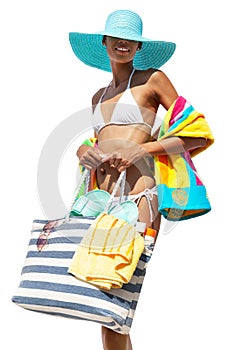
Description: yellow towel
xmin=68 ymin=213 xmax=145 ymax=290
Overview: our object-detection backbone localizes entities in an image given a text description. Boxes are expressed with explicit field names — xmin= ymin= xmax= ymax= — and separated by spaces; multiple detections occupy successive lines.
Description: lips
xmin=115 ymin=46 xmax=130 ymax=53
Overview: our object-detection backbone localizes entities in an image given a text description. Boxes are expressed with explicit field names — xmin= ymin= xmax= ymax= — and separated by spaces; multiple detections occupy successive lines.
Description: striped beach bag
xmin=12 ymin=170 xmax=154 ymax=334
xmin=12 ymin=216 xmax=153 ymax=334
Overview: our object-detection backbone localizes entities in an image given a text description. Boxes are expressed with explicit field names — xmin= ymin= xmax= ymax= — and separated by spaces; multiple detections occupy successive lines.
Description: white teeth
xmin=117 ymin=47 xmax=128 ymax=52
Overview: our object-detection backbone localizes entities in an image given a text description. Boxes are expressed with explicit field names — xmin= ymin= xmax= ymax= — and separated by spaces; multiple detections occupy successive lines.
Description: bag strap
xmin=74 ymin=168 xmax=91 ymax=197
xmin=67 ymin=168 xmax=90 ymax=216
xmin=105 ymin=170 xmax=126 ymax=212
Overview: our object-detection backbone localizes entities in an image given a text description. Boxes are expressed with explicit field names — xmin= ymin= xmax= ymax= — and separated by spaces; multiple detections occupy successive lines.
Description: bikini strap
xmin=133 ymin=187 xmax=158 ymax=223
xmin=126 ymin=67 xmax=136 ymax=89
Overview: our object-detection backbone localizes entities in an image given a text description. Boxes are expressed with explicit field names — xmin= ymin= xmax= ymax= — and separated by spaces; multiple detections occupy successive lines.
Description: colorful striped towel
xmin=154 ymin=96 xmax=214 ymax=220
xmin=77 ymin=96 xmax=214 ymax=221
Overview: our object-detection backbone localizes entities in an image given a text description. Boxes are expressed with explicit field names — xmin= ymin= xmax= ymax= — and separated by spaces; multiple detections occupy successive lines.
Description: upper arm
xmin=149 ymin=70 xmax=179 ymax=110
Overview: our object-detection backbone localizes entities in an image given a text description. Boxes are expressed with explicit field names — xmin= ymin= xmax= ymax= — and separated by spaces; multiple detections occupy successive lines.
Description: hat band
xmin=97 ymin=28 xmax=143 ymax=42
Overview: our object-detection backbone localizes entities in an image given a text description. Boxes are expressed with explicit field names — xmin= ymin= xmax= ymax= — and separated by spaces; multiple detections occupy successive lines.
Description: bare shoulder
xmin=146 ymin=69 xmax=178 ymax=109
xmin=147 ymin=69 xmax=173 ymax=85
xmin=134 ymin=69 xmax=174 ymax=91
xmin=92 ymin=87 xmax=105 ymax=107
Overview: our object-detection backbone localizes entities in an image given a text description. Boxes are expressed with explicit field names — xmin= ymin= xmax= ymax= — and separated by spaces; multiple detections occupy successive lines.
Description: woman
xmin=69 ymin=9 xmax=209 ymax=350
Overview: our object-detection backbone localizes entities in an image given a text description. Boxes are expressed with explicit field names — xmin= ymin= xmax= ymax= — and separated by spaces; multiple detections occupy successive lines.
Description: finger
xmin=100 ymin=153 xmax=112 ymax=162
xmin=110 ymin=157 xmax=122 ymax=168
xmin=79 ymin=156 xmax=98 ymax=169
xmin=107 ymin=153 xmax=116 ymax=166
xmin=116 ymin=165 xmax=126 ymax=172
xmin=116 ymin=160 xmax=130 ymax=172
xmin=80 ymin=149 xmax=103 ymax=168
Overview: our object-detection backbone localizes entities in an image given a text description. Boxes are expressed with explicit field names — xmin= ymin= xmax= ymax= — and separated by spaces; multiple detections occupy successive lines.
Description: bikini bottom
xmin=110 ymin=186 xmax=158 ymax=224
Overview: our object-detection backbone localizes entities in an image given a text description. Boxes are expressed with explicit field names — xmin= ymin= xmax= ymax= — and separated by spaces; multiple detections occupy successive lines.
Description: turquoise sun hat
xmin=69 ymin=9 xmax=176 ymax=72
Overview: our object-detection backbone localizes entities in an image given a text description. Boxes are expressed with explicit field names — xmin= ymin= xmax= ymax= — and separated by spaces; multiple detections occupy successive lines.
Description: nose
xmin=118 ymin=38 xmax=129 ymax=43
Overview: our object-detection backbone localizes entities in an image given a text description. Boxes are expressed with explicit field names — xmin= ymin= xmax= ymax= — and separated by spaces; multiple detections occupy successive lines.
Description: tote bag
xmin=12 ymin=170 xmax=154 ymax=334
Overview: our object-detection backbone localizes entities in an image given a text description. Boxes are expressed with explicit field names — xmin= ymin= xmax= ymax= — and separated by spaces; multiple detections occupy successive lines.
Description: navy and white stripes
xmin=12 ymin=217 xmax=153 ymax=334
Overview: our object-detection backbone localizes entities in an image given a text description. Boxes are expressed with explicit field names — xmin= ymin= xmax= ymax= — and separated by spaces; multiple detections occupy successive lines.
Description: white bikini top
xmin=92 ymin=68 xmax=152 ymax=134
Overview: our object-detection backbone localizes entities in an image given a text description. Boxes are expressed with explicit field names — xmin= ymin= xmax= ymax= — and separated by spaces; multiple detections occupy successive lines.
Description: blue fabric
xmin=69 ymin=10 xmax=176 ymax=72
xmin=157 ymin=156 xmax=211 ymax=220
xmin=158 ymin=184 xmax=211 ymax=221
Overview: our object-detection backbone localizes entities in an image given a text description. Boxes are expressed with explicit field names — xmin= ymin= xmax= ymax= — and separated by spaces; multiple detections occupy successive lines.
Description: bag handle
xmin=104 ymin=170 xmax=126 ymax=212
xmin=74 ymin=168 xmax=91 ymax=198
xmin=67 ymin=168 xmax=90 ymax=215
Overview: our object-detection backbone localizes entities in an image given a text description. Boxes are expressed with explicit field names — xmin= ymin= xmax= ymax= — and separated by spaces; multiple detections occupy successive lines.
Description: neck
xmin=110 ymin=62 xmax=135 ymax=88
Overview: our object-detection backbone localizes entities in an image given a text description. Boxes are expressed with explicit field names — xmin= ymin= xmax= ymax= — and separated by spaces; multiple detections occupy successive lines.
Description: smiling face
xmin=103 ymin=36 xmax=141 ymax=65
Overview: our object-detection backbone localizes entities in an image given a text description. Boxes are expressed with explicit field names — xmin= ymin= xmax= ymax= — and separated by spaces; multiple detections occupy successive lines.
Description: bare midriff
xmin=96 ymin=123 xmax=156 ymax=195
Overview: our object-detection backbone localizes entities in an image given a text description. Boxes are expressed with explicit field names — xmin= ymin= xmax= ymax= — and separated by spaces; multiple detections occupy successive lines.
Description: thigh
xmin=137 ymin=194 xmax=161 ymax=232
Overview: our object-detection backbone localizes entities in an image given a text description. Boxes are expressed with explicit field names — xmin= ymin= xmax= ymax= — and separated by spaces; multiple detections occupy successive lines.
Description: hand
xmin=108 ymin=144 xmax=148 ymax=172
xmin=79 ymin=146 xmax=111 ymax=170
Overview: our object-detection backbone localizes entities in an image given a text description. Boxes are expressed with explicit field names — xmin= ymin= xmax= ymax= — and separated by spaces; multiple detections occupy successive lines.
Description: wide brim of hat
xmin=69 ymin=32 xmax=176 ymax=72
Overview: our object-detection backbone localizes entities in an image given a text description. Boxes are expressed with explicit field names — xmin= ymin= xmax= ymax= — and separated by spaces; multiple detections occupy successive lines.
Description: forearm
xmin=141 ymin=136 xmax=207 ymax=156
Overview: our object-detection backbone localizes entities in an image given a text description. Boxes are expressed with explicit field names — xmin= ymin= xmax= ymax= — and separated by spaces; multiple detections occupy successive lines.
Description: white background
xmin=1 ymin=1 xmax=227 ymax=349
